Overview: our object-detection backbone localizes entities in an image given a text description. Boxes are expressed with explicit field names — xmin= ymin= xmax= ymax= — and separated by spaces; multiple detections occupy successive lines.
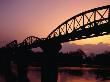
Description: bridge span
xmin=0 ymin=5 xmax=110 ymax=82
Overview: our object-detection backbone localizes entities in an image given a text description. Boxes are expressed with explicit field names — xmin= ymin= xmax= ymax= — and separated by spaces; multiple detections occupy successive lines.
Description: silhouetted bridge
xmin=1 ymin=5 xmax=110 ymax=82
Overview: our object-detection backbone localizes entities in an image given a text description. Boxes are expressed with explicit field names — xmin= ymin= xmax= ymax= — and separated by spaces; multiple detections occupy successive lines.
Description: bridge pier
xmin=41 ymin=42 xmax=61 ymax=82
xmin=41 ymin=58 xmax=58 ymax=82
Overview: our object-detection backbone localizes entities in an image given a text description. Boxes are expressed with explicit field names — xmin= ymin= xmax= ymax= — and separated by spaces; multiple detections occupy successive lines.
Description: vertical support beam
xmin=94 ymin=11 xmax=96 ymax=26
xmin=73 ymin=19 xmax=75 ymax=31
xmin=31 ymin=37 xmax=32 ymax=44
xmin=82 ymin=14 xmax=86 ymax=36
xmin=59 ymin=28 xmax=61 ymax=36
xmin=82 ymin=14 xmax=85 ymax=30
xmin=66 ymin=23 xmax=68 ymax=34
xmin=108 ymin=5 xmax=110 ymax=32
xmin=108 ymin=5 xmax=110 ymax=22
xmin=83 ymin=14 xmax=85 ymax=27
xmin=93 ymin=10 xmax=97 ymax=34
xmin=54 ymin=32 xmax=56 ymax=37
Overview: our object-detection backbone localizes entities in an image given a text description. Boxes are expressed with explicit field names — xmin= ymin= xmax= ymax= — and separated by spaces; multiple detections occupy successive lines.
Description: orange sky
xmin=0 ymin=0 xmax=110 ymax=46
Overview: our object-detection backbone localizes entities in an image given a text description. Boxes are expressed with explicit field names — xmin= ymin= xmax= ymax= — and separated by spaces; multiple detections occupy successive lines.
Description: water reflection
xmin=94 ymin=69 xmax=110 ymax=81
xmin=28 ymin=67 xmax=41 ymax=82
xmin=1 ymin=67 xmax=110 ymax=82
xmin=59 ymin=68 xmax=83 ymax=76
xmin=58 ymin=67 xmax=110 ymax=82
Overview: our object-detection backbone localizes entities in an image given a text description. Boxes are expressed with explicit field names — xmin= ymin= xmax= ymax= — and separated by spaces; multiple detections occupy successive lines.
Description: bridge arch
xmin=6 ymin=40 xmax=18 ymax=49
xmin=19 ymin=36 xmax=41 ymax=48
xmin=47 ymin=5 xmax=110 ymax=43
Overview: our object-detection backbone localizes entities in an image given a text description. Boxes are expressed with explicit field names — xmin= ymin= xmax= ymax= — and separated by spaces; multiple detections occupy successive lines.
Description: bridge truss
xmin=47 ymin=5 xmax=110 ymax=42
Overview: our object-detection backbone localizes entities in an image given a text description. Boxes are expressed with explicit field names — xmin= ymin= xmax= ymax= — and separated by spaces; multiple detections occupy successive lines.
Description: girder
xmin=19 ymin=36 xmax=41 ymax=48
xmin=3 ymin=5 xmax=110 ymax=50
xmin=47 ymin=5 xmax=110 ymax=43
xmin=6 ymin=40 xmax=18 ymax=49
xmin=1 ymin=5 xmax=110 ymax=82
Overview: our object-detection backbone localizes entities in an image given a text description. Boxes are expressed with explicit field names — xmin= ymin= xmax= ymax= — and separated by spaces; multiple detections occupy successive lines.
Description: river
xmin=0 ymin=67 xmax=110 ymax=82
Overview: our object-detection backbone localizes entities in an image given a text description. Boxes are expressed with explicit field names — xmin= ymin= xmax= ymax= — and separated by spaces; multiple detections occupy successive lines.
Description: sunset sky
xmin=0 ymin=0 xmax=110 ymax=46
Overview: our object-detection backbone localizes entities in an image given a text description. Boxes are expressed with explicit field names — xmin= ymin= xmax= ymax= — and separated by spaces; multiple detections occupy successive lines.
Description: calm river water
xmin=0 ymin=67 xmax=110 ymax=82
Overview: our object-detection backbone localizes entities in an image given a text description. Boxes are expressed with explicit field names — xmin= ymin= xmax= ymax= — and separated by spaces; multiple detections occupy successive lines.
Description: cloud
xmin=60 ymin=42 xmax=110 ymax=55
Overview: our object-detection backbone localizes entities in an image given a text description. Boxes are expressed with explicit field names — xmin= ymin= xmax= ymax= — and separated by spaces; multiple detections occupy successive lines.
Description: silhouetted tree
xmin=93 ymin=51 xmax=110 ymax=67
xmin=59 ymin=49 xmax=86 ymax=66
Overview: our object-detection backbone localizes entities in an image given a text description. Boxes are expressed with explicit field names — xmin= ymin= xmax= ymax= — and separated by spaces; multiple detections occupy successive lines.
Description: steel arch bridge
xmin=6 ymin=36 xmax=42 ymax=49
xmin=47 ymin=5 xmax=110 ymax=43
xmin=1 ymin=4 xmax=110 ymax=82
xmin=4 ymin=5 xmax=110 ymax=51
